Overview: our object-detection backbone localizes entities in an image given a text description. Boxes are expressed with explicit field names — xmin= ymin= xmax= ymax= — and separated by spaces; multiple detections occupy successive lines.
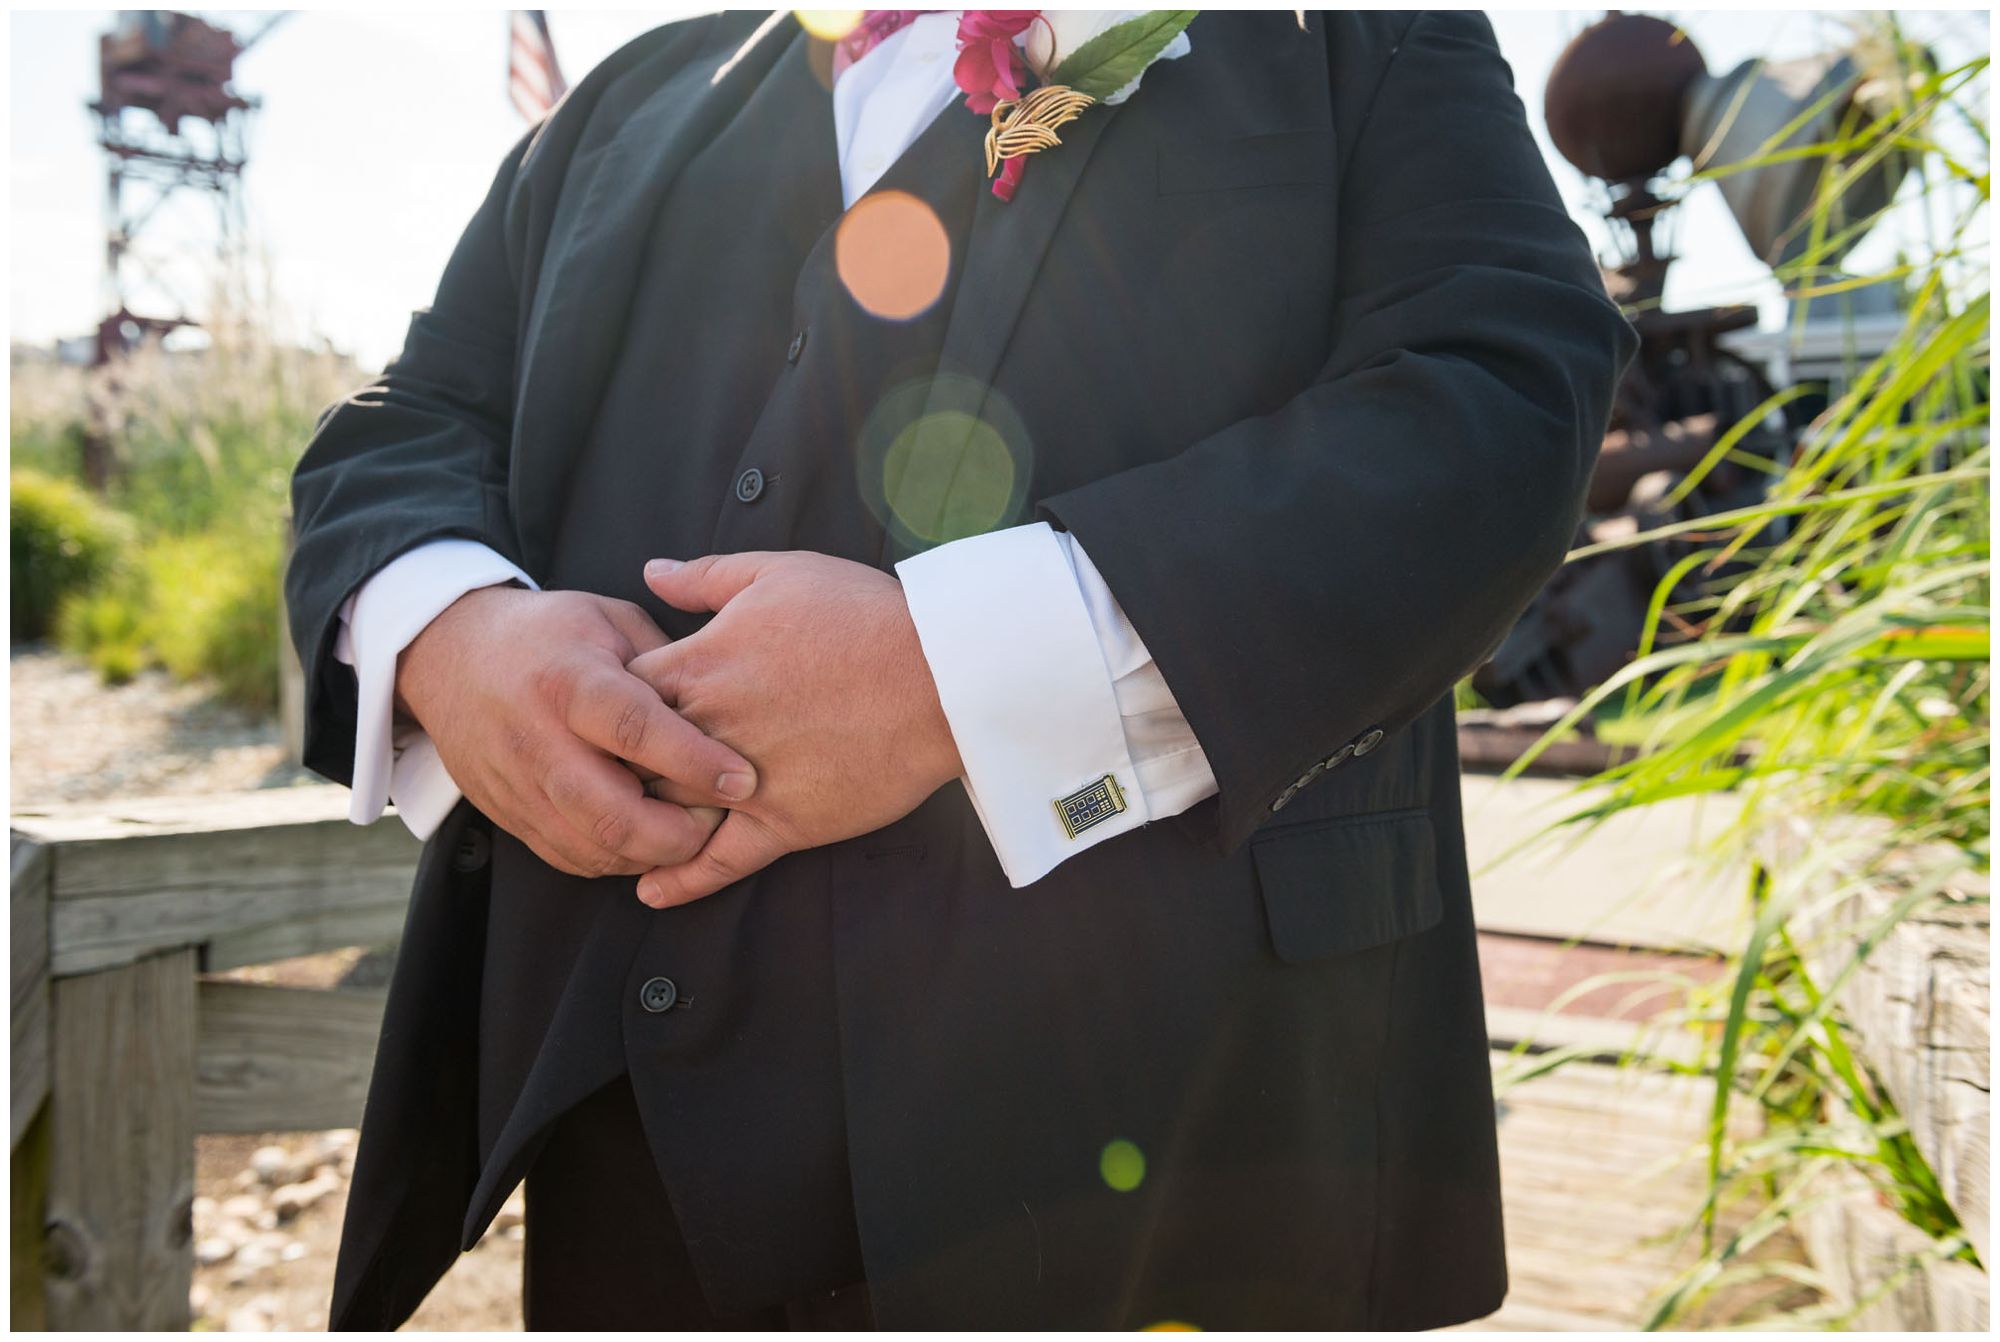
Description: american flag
xmin=507 ymin=10 xmax=567 ymax=121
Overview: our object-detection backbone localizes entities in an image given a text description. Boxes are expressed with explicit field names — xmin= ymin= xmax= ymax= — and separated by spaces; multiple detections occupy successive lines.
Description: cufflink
xmin=1055 ymin=773 xmax=1128 ymax=840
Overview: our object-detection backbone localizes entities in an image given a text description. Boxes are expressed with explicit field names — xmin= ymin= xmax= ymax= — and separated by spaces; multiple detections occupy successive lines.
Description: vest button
xmin=787 ymin=329 xmax=807 ymax=363
xmin=451 ymin=828 xmax=490 ymax=872
xmin=734 ymin=468 xmax=765 ymax=504
xmin=638 ymin=976 xmax=679 ymax=1014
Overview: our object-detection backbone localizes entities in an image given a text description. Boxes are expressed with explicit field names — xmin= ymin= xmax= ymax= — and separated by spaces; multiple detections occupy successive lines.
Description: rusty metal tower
xmin=89 ymin=11 xmax=283 ymax=365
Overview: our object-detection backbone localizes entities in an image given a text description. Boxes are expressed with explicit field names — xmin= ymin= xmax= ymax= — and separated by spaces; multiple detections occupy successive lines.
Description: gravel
xmin=9 ymin=641 xmax=319 ymax=805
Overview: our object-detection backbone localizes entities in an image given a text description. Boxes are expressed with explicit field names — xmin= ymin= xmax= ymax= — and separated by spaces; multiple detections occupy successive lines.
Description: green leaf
xmin=1049 ymin=11 xmax=1197 ymax=101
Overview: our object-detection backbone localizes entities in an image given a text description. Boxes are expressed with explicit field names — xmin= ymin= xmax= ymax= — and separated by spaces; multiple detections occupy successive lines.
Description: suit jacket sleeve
xmin=1036 ymin=10 xmax=1641 ymax=854
xmin=283 ymin=126 xmax=538 ymax=790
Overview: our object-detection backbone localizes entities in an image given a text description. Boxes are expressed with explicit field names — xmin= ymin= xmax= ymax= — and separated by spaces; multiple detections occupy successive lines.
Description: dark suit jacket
xmin=287 ymin=9 xmax=1638 ymax=1330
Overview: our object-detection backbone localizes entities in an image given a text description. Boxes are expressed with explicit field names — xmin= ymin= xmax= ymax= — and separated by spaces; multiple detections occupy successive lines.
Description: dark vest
xmin=475 ymin=31 xmax=989 ymax=1315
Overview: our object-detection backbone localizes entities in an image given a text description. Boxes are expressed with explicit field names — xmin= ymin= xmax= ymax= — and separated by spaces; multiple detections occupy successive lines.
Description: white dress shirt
xmin=333 ymin=10 xmax=1217 ymax=886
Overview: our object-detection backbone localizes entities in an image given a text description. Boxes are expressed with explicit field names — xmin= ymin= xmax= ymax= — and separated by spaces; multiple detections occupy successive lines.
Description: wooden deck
xmin=1455 ymin=1041 xmax=1816 ymax=1330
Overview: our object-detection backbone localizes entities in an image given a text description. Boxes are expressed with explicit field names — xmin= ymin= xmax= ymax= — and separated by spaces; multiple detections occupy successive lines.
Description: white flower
xmin=1022 ymin=10 xmax=1193 ymax=106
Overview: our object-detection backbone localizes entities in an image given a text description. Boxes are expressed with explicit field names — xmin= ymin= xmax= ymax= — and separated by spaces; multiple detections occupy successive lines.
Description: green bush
xmin=53 ymin=584 xmax=150 ymax=685
xmin=10 ymin=470 xmax=135 ymax=640
xmin=141 ymin=531 xmax=283 ymax=712
xmin=50 ymin=529 xmax=283 ymax=711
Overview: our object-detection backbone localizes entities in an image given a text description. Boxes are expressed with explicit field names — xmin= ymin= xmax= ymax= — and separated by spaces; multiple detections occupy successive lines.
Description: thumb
xmin=635 ymin=811 xmax=788 ymax=908
xmin=643 ymin=553 xmax=769 ymax=614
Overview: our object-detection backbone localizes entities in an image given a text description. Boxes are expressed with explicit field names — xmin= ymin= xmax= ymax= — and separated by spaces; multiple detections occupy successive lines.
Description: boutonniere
xmin=952 ymin=10 xmax=1196 ymax=202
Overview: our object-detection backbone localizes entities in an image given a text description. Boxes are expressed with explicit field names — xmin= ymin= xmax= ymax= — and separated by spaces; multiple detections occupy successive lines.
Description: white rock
xmin=191 ymin=1195 xmax=218 ymax=1223
xmin=270 ymin=1178 xmax=329 ymax=1222
xmin=226 ymin=1302 xmax=270 ymax=1331
xmin=228 ymin=1294 xmax=281 ymax=1332
xmin=249 ymin=1144 xmax=295 ymax=1184
xmin=234 ymin=1232 xmax=289 ymax=1272
xmin=219 ymin=1194 xmax=263 ymax=1223
xmin=281 ymin=1240 xmax=309 ymax=1262
xmin=195 ymin=1235 xmax=237 ymax=1266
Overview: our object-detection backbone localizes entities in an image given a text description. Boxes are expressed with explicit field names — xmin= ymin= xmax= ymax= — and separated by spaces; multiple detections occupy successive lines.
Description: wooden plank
xmin=278 ymin=510 xmax=306 ymax=768
xmin=10 ymin=1099 xmax=49 ymax=1330
xmin=11 ymin=834 xmax=51 ymax=1148
xmin=1463 ymin=1052 xmax=1788 ymax=1329
xmin=195 ymin=981 xmax=386 ymax=1134
xmin=1793 ymin=859 xmax=1989 ymax=1269
xmin=201 ymin=901 xmax=410 ymax=976
xmin=1788 ymin=874 xmax=1991 ymax=1325
xmin=1457 ymin=724 xmax=1617 ymax=776
xmin=1460 ymin=773 xmax=1748 ymax=953
xmin=1794 ymin=1158 xmax=1989 ymax=1329
xmin=44 ymin=950 xmax=197 ymax=1329
xmin=1485 ymin=1003 xmax=1704 ymax=1067
xmin=12 ymin=786 xmax=418 ymax=977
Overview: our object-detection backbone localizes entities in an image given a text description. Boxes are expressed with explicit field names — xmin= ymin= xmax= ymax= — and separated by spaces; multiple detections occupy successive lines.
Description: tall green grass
xmin=1501 ymin=20 xmax=1988 ymax=1328
xmin=9 ymin=321 xmax=357 ymax=709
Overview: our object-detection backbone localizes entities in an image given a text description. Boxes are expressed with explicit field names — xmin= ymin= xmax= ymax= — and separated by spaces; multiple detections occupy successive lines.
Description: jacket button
xmin=786 ymin=329 xmax=807 ymax=363
xmin=733 ymin=468 xmax=765 ymax=504
xmin=639 ymin=976 xmax=679 ymax=1013
xmin=451 ymin=828 xmax=490 ymax=872
xmin=1353 ymin=727 xmax=1385 ymax=757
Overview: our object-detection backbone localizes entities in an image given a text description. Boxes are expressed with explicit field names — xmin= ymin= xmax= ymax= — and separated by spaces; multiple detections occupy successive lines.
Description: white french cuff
xmin=897 ymin=522 xmax=1155 ymax=887
xmin=333 ymin=537 xmax=538 ymax=839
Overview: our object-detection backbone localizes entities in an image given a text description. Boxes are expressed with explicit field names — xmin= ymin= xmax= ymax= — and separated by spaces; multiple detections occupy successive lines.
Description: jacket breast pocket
xmin=1250 ymin=807 xmax=1444 ymax=966
xmin=1156 ymin=127 xmax=1336 ymax=196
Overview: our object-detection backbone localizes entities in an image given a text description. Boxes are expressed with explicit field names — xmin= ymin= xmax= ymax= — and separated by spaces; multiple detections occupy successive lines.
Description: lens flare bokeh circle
xmin=854 ymin=373 xmax=1035 ymax=555
xmin=793 ymin=10 xmax=863 ymax=41
xmin=1099 ymin=1138 xmax=1146 ymax=1193
xmin=835 ymin=190 xmax=953 ymax=322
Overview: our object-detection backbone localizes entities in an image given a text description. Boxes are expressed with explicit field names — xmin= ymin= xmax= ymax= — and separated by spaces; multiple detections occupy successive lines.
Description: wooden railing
xmin=9 ymin=786 xmax=417 ymax=1330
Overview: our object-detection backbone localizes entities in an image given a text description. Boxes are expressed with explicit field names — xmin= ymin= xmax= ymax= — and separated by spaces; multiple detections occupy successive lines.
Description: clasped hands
xmin=392 ymin=551 xmax=963 ymax=908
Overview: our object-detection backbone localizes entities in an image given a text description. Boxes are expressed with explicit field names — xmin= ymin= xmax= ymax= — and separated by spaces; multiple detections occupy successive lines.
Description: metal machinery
xmin=1467 ymin=11 xmax=1918 ymax=747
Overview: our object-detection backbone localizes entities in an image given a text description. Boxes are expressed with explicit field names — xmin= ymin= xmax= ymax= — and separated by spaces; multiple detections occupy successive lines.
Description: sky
xmin=8 ymin=7 xmax=1989 ymax=371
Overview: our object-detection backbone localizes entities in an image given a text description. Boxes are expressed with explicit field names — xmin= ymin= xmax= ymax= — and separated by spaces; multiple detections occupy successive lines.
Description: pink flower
xmin=991 ymin=154 xmax=1027 ymax=203
xmin=951 ymin=10 xmax=1037 ymax=114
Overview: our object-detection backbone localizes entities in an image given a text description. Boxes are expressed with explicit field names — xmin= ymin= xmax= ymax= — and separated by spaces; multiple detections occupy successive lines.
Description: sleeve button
xmin=733 ymin=468 xmax=766 ymax=504
xmin=1353 ymin=727 xmax=1385 ymax=756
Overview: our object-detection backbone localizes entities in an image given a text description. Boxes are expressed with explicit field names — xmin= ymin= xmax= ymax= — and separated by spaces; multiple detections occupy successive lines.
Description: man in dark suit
xmin=287 ymin=8 xmax=1637 ymax=1330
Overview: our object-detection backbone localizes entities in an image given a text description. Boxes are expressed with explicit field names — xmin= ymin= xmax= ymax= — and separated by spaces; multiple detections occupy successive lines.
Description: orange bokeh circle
xmin=834 ymin=189 xmax=953 ymax=322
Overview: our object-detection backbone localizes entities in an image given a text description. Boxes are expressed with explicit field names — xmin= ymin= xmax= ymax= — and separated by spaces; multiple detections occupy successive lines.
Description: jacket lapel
xmin=884 ymin=95 xmax=1127 ymax=561
xmin=512 ymin=12 xmax=800 ymax=575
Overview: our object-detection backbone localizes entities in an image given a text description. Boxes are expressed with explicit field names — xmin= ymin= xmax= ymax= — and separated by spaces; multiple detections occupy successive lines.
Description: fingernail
xmin=636 ymin=878 xmax=659 ymax=906
xmin=645 ymin=558 xmax=683 ymax=579
xmin=716 ymin=770 xmax=755 ymax=801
